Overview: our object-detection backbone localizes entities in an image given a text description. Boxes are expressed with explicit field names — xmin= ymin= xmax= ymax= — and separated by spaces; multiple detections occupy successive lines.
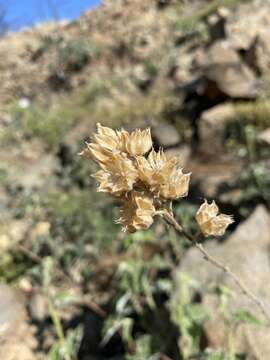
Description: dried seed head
xmin=159 ymin=168 xmax=191 ymax=200
xmin=137 ymin=149 xmax=190 ymax=199
xmin=94 ymin=123 xmax=120 ymax=151
xmin=80 ymin=123 xmax=191 ymax=232
xmin=81 ymin=142 xmax=112 ymax=164
xmin=93 ymin=152 xmax=138 ymax=195
xmin=79 ymin=123 xmax=128 ymax=164
xmin=196 ymin=200 xmax=234 ymax=236
xmin=123 ymin=128 xmax=152 ymax=156
xmin=118 ymin=193 xmax=156 ymax=233
xmin=137 ymin=149 xmax=176 ymax=185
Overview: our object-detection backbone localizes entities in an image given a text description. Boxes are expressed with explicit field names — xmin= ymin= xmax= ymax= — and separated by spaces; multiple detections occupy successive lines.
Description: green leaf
xmin=186 ymin=304 xmax=210 ymax=324
xmin=49 ymin=342 xmax=61 ymax=360
xmin=54 ymin=290 xmax=77 ymax=307
xmin=232 ymin=310 xmax=263 ymax=326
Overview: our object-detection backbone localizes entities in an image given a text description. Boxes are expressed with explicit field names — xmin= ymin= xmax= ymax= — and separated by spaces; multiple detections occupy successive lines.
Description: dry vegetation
xmin=1 ymin=0 xmax=270 ymax=359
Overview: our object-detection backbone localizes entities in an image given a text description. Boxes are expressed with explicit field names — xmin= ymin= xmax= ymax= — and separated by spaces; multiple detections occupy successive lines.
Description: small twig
xmin=16 ymin=243 xmax=72 ymax=284
xmin=158 ymin=209 xmax=270 ymax=325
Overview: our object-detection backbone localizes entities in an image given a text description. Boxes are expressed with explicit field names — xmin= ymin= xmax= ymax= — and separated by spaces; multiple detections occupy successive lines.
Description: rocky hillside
xmin=1 ymin=0 xmax=270 ymax=359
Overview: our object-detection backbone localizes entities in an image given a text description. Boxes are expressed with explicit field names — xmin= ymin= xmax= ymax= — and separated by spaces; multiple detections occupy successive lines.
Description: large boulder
xmin=173 ymin=206 xmax=270 ymax=358
xmin=226 ymin=0 xmax=270 ymax=74
xmin=193 ymin=41 xmax=258 ymax=99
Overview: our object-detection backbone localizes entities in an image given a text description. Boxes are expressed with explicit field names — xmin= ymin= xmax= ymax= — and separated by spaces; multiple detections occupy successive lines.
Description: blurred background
xmin=1 ymin=0 xmax=270 ymax=359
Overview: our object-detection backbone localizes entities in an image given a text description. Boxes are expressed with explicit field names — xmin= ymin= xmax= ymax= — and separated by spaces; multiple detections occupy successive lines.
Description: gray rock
xmin=173 ymin=206 xmax=270 ymax=358
xmin=203 ymin=42 xmax=258 ymax=99
xmin=0 ymin=284 xmax=25 ymax=335
xmin=0 ymin=139 xmax=59 ymax=190
xmin=0 ymin=220 xmax=32 ymax=256
xmin=190 ymin=41 xmax=258 ymax=100
xmin=0 ymin=284 xmax=38 ymax=360
xmin=165 ymin=145 xmax=190 ymax=167
xmin=226 ymin=0 xmax=270 ymax=45
xmin=29 ymin=292 xmax=48 ymax=322
xmin=153 ymin=123 xmax=180 ymax=148
xmin=0 ymin=113 xmax=12 ymax=127
xmin=188 ymin=159 xmax=242 ymax=198
xmin=132 ymin=64 xmax=155 ymax=90
xmin=199 ymin=103 xmax=235 ymax=155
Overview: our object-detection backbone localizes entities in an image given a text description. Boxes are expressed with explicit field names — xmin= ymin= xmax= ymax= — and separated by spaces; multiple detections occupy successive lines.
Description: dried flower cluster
xmin=80 ymin=123 xmax=233 ymax=235
xmin=196 ymin=200 xmax=234 ymax=236
xmin=80 ymin=123 xmax=190 ymax=232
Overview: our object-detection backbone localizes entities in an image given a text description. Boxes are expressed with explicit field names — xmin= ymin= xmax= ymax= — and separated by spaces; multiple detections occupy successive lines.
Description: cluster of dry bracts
xmin=80 ymin=124 xmax=233 ymax=235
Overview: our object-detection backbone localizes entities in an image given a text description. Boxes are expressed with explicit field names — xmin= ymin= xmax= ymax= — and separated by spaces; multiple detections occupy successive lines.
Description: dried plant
xmin=80 ymin=123 xmax=270 ymax=324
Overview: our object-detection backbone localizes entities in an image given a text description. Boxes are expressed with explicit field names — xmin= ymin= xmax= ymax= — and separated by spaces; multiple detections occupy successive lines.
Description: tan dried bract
xmin=117 ymin=193 xmax=155 ymax=233
xmin=137 ymin=149 xmax=190 ymax=200
xmin=123 ymin=128 xmax=152 ymax=156
xmin=196 ymin=200 xmax=234 ymax=236
xmin=93 ymin=152 xmax=138 ymax=195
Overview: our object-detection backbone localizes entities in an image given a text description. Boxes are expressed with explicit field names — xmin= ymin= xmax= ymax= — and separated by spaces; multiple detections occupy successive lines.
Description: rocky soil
xmin=1 ymin=0 xmax=270 ymax=359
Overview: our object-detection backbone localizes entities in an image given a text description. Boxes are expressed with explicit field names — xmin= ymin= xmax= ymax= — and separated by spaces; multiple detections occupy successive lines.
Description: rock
xmin=153 ymin=123 xmax=180 ymax=148
xmin=132 ymin=63 xmax=155 ymax=91
xmin=0 ymin=113 xmax=12 ymax=127
xmin=29 ymin=292 xmax=48 ymax=322
xmin=188 ymin=159 xmax=242 ymax=198
xmin=200 ymin=42 xmax=258 ymax=99
xmin=199 ymin=103 xmax=235 ymax=155
xmin=258 ymin=128 xmax=270 ymax=146
xmin=165 ymin=145 xmax=191 ymax=167
xmin=0 ymin=284 xmax=38 ymax=360
xmin=174 ymin=206 xmax=270 ymax=358
xmin=189 ymin=40 xmax=258 ymax=101
xmin=170 ymin=52 xmax=194 ymax=85
xmin=0 ymin=235 xmax=10 ymax=252
xmin=219 ymin=189 xmax=243 ymax=205
xmin=0 ymin=139 xmax=59 ymax=190
xmin=217 ymin=0 xmax=270 ymax=76
xmin=0 ymin=284 xmax=25 ymax=335
xmin=18 ymin=278 xmax=33 ymax=293
xmin=226 ymin=0 xmax=270 ymax=74
xmin=0 ymin=219 xmax=32 ymax=251
xmin=30 ymin=221 xmax=50 ymax=240
xmin=198 ymin=172 xmax=237 ymax=198
xmin=193 ymin=41 xmax=238 ymax=68
xmin=244 ymin=32 xmax=270 ymax=75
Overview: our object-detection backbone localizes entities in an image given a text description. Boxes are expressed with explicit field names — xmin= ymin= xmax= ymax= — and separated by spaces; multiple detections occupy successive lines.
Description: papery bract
xmin=196 ymin=200 xmax=234 ymax=236
xmin=118 ymin=193 xmax=155 ymax=232
xmin=123 ymin=128 xmax=152 ymax=156
xmin=93 ymin=152 xmax=138 ymax=195
xmin=137 ymin=149 xmax=190 ymax=199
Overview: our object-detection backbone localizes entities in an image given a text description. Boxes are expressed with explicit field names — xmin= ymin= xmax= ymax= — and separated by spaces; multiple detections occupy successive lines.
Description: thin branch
xmin=158 ymin=209 xmax=270 ymax=325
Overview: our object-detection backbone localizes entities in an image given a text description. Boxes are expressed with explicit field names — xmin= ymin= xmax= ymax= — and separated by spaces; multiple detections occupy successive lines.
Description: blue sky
xmin=1 ymin=0 xmax=101 ymax=31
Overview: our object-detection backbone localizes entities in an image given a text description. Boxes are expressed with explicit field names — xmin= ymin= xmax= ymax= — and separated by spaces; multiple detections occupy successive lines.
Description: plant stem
xmin=48 ymin=298 xmax=71 ymax=360
xmin=158 ymin=209 xmax=270 ymax=325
